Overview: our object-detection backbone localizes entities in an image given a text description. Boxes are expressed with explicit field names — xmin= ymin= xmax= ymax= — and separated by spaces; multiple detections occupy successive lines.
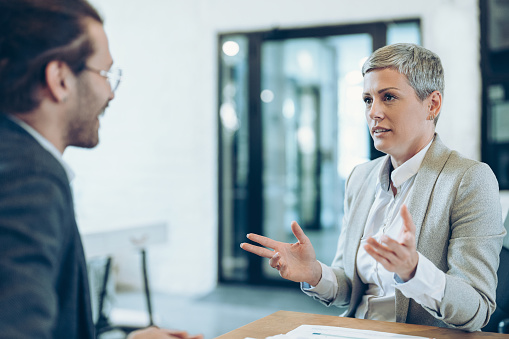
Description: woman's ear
xmin=44 ymin=61 xmax=74 ymax=103
xmin=428 ymin=90 xmax=442 ymax=117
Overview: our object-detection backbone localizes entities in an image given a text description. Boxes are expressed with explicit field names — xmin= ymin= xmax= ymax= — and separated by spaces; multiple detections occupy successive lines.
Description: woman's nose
xmin=368 ymin=100 xmax=383 ymax=121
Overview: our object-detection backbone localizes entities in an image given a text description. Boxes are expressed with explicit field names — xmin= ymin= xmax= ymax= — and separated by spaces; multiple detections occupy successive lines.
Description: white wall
xmin=65 ymin=0 xmax=484 ymax=296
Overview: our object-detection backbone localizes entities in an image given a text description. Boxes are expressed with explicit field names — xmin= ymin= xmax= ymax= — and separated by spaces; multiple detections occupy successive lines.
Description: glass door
xmin=260 ymin=35 xmax=372 ymax=279
xmin=218 ymin=21 xmax=421 ymax=285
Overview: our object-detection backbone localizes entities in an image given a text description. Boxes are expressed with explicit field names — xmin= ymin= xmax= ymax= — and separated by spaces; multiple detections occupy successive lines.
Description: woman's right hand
xmin=240 ymin=221 xmax=322 ymax=286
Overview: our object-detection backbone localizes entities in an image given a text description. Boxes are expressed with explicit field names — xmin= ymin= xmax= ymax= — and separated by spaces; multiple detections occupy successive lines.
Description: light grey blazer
xmin=321 ymin=134 xmax=505 ymax=331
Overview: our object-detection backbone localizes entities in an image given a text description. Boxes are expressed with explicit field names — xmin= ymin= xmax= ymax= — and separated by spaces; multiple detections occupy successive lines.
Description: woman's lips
xmin=372 ymin=127 xmax=391 ymax=134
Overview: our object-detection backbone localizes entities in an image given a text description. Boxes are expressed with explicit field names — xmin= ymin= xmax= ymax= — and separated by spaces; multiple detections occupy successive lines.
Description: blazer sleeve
xmin=425 ymin=162 xmax=506 ymax=331
xmin=328 ymin=182 xmax=354 ymax=307
xmin=0 ymin=174 xmax=68 ymax=339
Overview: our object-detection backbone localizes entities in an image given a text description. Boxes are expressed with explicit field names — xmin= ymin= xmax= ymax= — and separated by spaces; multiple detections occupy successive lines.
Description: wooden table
xmin=216 ymin=311 xmax=509 ymax=338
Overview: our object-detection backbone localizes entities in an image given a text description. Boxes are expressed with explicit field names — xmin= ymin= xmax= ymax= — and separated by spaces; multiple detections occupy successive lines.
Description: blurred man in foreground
xmin=0 ymin=1 xmax=201 ymax=338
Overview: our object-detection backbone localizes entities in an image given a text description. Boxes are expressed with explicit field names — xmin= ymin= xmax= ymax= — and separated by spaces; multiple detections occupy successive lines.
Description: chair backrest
xmin=503 ymin=209 xmax=509 ymax=250
xmin=496 ymin=245 xmax=509 ymax=312
xmin=482 ymin=213 xmax=509 ymax=332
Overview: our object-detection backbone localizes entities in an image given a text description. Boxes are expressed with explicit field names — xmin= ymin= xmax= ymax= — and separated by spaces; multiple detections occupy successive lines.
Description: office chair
xmin=482 ymin=245 xmax=509 ymax=333
xmin=94 ymin=250 xmax=155 ymax=338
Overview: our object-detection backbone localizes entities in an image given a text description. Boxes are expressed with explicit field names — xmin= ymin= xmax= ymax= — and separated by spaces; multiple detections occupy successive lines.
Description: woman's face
xmin=362 ymin=68 xmax=437 ymax=168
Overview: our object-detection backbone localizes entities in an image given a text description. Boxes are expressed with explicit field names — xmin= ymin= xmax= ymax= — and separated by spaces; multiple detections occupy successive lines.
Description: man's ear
xmin=45 ymin=61 xmax=74 ymax=103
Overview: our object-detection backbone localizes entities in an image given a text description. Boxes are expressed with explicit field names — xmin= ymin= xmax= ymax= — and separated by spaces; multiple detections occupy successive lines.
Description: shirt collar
xmin=377 ymin=137 xmax=434 ymax=191
xmin=7 ymin=115 xmax=75 ymax=182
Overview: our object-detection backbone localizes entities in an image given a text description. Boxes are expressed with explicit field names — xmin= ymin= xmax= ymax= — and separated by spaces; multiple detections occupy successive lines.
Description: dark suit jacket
xmin=0 ymin=114 xmax=94 ymax=338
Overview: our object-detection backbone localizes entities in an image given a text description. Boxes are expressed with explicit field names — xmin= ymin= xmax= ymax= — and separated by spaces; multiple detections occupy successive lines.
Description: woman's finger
xmin=399 ymin=205 xmax=416 ymax=235
xmin=366 ymin=237 xmax=395 ymax=256
xmin=269 ymin=252 xmax=281 ymax=269
xmin=246 ymin=233 xmax=280 ymax=249
xmin=365 ymin=237 xmax=399 ymax=265
xmin=379 ymin=235 xmax=408 ymax=259
xmin=291 ymin=221 xmax=310 ymax=244
xmin=364 ymin=243 xmax=393 ymax=267
xmin=240 ymin=242 xmax=275 ymax=258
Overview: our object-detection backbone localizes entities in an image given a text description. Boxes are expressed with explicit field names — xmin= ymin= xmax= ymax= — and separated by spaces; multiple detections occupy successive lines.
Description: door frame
xmin=217 ymin=19 xmax=421 ymax=286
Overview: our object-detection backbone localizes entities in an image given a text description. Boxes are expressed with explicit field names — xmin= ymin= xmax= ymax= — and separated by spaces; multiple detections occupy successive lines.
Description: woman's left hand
xmin=363 ymin=204 xmax=419 ymax=282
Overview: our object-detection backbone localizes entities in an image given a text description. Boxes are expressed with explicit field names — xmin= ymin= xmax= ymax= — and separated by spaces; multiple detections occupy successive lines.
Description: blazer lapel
xmin=345 ymin=174 xmax=379 ymax=270
xmin=343 ymin=158 xmax=381 ymax=315
xmin=345 ymin=161 xmax=380 ymax=273
xmin=396 ymin=134 xmax=452 ymax=323
xmin=407 ymin=134 xmax=451 ymax=244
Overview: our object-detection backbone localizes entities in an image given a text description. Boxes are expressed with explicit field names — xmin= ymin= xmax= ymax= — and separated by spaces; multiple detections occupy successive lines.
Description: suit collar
xmin=406 ymin=133 xmax=451 ymax=243
xmin=343 ymin=165 xmax=379 ymax=317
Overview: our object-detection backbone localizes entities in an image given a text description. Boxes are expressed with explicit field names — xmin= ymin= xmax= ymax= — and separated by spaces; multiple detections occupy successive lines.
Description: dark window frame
xmin=480 ymin=0 xmax=509 ymax=190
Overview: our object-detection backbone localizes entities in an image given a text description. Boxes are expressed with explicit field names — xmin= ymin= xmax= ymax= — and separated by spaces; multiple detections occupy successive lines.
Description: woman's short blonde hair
xmin=362 ymin=43 xmax=444 ymax=102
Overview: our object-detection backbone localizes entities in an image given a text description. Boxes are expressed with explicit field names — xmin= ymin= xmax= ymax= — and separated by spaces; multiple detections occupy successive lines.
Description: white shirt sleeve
xmin=394 ymin=252 xmax=446 ymax=311
xmin=300 ymin=261 xmax=338 ymax=302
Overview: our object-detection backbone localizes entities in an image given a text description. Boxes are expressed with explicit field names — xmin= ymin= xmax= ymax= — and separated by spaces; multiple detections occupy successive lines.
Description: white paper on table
xmin=245 ymin=324 xmax=434 ymax=339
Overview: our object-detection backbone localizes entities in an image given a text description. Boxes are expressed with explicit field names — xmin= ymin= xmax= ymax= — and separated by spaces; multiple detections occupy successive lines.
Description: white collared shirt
xmin=7 ymin=115 xmax=75 ymax=182
xmin=303 ymin=139 xmax=446 ymax=321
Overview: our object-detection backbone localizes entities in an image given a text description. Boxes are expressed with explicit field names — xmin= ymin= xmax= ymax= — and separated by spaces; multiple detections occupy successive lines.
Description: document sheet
xmin=246 ymin=324 xmax=433 ymax=339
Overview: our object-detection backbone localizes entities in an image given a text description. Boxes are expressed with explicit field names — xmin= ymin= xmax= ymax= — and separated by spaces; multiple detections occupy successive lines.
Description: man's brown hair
xmin=0 ymin=0 xmax=104 ymax=113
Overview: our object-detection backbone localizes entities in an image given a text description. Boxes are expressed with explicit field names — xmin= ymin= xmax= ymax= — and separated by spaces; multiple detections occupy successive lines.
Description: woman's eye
xmin=363 ymin=97 xmax=372 ymax=105
xmin=384 ymin=93 xmax=396 ymax=101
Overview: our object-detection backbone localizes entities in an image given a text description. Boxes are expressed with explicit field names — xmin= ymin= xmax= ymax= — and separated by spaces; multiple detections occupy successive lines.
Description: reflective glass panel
xmin=261 ymin=34 xmax=372 ymax=279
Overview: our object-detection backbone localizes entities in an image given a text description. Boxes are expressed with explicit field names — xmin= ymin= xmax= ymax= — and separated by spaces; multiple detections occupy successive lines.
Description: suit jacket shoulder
xmin=345 ymin=156 xmax=385 ymax=204
xmin=0 ymin=114 xmax=94 ymax=339
xmin=0 ymin=115 xmax=70 ymax=187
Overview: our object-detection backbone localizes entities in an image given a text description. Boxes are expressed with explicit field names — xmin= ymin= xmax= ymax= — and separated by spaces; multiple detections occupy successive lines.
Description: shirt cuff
xmin=394 ymin=252 xmax=446 ymax=310
xmin=301 ymin=261 xmax=337 ymax=301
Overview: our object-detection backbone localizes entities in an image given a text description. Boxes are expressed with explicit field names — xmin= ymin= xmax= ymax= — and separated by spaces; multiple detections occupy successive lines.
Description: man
xmin=0 ymin=1 xmax=201 ymax=338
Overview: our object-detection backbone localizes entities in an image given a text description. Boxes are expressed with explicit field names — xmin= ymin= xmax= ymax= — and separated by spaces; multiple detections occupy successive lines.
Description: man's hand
xmin=127 ymin=326 xmax=203 ymax=339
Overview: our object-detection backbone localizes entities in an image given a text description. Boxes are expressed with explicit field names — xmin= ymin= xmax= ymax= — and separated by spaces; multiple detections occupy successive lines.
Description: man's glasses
xmin=84 ymin=66 xmax=123 ymax=93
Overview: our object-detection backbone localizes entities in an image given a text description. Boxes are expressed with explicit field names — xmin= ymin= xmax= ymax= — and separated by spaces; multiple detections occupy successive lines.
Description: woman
xmin=240 ymin=43 xmax=506 ymax=331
